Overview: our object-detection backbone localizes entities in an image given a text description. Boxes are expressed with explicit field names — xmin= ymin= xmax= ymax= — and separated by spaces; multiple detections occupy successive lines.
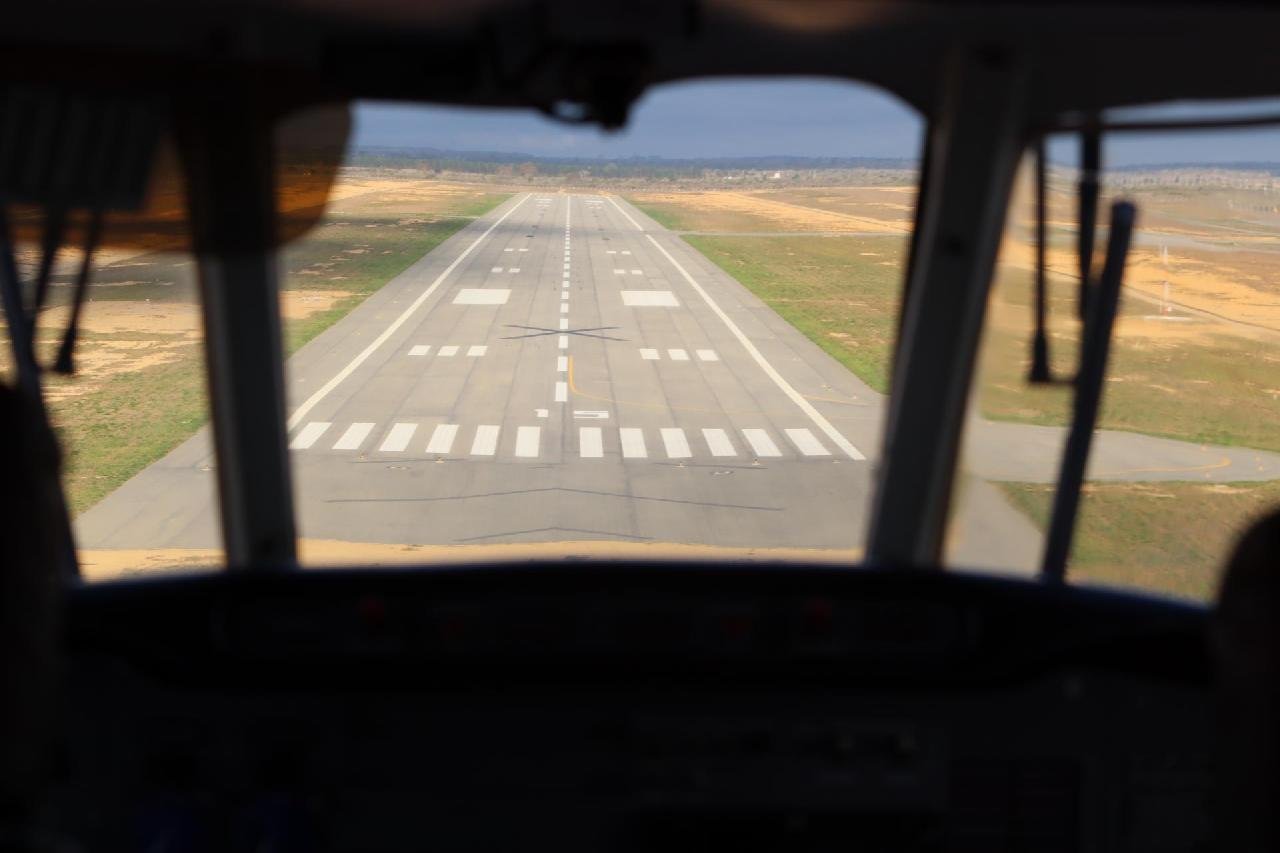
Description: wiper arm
xmin=1042 ymin=200 xmax=1137 ymax=583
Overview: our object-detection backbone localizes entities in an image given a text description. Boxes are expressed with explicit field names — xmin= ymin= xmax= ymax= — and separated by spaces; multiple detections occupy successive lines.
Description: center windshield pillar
xmin=181 ymin=99 xmax=298 ymax=569
xmin=866 ymin=46 xmax=1027 ymax=567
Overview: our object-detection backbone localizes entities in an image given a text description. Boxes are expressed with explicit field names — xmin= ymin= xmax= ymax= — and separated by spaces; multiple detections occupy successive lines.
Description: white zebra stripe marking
xmin=741 ymin=428 xmax=782 ymax=458
xmin=408 ymin=345 xmax=431 ymax=356
xmin=660 ymin=428 xmax=692 ymax=459
xmin=379 ymin=423 xmax=417 ymax=452
xmin=639 ymin=348 xmax=659 ymax=360
xmin=559 ymin=335 xmax=569 ymax=349
xmin=471 ymin=425 xmax=500 ymax=456
xmin=438 ymin=345 xmax=459 ymax=357
xmin=467 ymin=345 xmax=487 ymax=357
xmin=579 ymin=427 xmax=603 ymax=458
xmin=557 ymin=356 xmax=568 ymax=372
xmin=290 ymin=422 xmax=331 ymax=450
xmin=333 ymin=422 xmax=375 ymax=450
xmin=696 ymin=349 xmax=719 ymax=361
xmin=786 ymin=428 xmax=830 ymax=456
xmin=620 ymin=427 xmax=648 ymax=458
xmin=668 ymin=348 xmax=689 ymax=361
xmin=515 ymin=426 xmax=541 ymax=458
xmin=426 ymin=424 xmax=459 ymax=454
xmin=702 ymin=428 xmax=736 ymax=457
xmin=555 ymin=381 xmax=568 ymax=403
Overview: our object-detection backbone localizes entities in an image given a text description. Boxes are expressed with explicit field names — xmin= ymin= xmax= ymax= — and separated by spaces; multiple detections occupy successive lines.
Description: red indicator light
xmin=802 ymin=598 xmax=834 ymax=637
xmin=357 ymin=595 xmax=387 ymax=631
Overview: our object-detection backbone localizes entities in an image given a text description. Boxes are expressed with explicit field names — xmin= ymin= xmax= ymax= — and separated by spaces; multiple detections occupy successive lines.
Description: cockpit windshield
xmin=5 ymin=80 xmax=1274 ymax=603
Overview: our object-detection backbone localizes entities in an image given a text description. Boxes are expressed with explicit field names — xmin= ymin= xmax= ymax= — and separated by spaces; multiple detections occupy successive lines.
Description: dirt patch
xmin=43 ymin=341 xmax=192 ymax=400
xmin=43 ymin=300 xmax=200 ymax=337
xmin=631 ymin=189 xmax=907 ymax=233
xmin=280 ymin=289 xmax=355 ymax=320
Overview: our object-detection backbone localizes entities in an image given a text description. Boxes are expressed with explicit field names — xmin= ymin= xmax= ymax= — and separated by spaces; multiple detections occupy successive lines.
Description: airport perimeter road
xmin=77 ymin=193 xmax=900 ymax=556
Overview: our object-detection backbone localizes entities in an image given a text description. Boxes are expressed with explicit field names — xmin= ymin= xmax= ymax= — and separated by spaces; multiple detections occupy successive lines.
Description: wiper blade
xmin=1042 ymin=200 xmax=1137 ymax=583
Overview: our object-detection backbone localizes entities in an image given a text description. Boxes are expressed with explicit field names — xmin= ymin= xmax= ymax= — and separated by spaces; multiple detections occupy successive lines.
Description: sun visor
xmin=0 ymin=90 xmax=349 ymax=251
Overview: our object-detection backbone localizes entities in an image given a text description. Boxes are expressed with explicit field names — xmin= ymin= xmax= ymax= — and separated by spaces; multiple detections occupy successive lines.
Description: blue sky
xmin=353 ymin=78 xmax=1280 ymax=167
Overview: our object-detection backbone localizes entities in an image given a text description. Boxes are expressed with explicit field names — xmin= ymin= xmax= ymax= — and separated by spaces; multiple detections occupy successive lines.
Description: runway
xmin=78 ymin=193 xmax=888 ymax=555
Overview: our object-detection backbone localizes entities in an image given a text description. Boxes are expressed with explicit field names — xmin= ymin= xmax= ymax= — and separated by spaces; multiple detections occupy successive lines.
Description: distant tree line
xmin=346 ymin=146 xmax=917 ymax=180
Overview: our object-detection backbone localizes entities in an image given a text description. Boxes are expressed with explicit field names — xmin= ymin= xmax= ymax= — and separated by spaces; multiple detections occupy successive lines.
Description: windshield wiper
xmin=1042 ymin=200 xmax=1136 ymax=582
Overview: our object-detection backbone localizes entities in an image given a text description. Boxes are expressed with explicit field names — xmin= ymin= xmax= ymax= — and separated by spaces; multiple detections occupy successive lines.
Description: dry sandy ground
xmin=19 ymin=177 xmax=490 ymax=399
xmin=639 ymin=182 xmax=1280 ymax=335
xmin=36 ymin=291 xmax=352 ymax=400
xmin=77 ymin=540 xmax=861 ymax=581
xmin=997 ymin=237 xmax=1280 ymax=336
xmin=630 ymin=188 xmax=910 ymax=233
xmin=16 ymin=179 xmax=490 ymax=273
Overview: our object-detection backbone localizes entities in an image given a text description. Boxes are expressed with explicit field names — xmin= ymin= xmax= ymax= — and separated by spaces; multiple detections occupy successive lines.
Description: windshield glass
xmin=66 ymin=79 xmax=922 ymax=575
xmin=19 ymin=83 xmax=1276 ymax=590
xmin=952 ymin=112 xmax=1280 ymax=599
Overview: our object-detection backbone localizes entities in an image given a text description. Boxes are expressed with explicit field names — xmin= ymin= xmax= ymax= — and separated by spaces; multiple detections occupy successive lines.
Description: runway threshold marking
xmin=290 ymin=421 xmax=331 ymax=449
xmin=286 ymin=192 xmax=531 ymax=429
xmin=606 ymin=195 xmax=865 ymax=461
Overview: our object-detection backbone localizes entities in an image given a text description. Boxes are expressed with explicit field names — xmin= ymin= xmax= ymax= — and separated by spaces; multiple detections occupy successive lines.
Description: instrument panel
xmin=56 ymin=565 xmax=1212 ymax=852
